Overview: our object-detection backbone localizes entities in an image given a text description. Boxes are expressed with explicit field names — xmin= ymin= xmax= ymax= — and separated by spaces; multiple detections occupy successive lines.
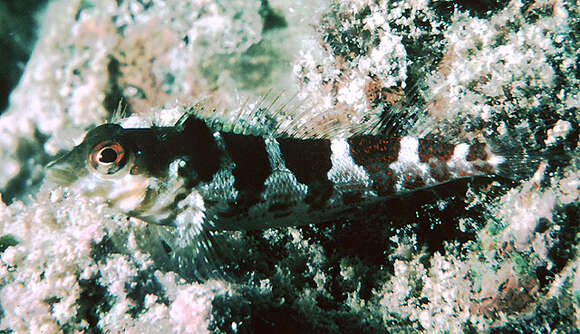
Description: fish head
xmin=46 ymin=123 xmax=153 ymax=214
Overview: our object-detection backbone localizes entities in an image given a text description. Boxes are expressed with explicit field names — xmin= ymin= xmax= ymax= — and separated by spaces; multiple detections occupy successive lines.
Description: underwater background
xmin=0 ymin=0 xmax=579 ymax=333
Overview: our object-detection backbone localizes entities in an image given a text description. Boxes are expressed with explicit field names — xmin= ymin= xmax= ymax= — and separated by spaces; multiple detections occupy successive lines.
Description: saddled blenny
xmin=46 ymin=103 xmax=566 ymax=279
xmin=46 ymin=105 xmax=511 ymax=230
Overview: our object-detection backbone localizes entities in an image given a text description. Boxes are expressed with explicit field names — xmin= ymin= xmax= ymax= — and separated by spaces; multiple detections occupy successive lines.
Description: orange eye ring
xmin=94 ymin=142 xmax=124 ymax=164
xmin=88 ymin=141 xmax=131 ymax=176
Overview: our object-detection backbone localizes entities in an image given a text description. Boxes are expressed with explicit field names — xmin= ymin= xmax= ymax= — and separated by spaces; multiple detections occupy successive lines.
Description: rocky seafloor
xmin=0 ymin=0 xmax=579 ymax=333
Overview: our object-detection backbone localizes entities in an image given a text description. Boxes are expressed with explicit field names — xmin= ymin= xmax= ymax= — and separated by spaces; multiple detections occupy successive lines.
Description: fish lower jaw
xmin=76 ymin=174 xmax=151 ymax=214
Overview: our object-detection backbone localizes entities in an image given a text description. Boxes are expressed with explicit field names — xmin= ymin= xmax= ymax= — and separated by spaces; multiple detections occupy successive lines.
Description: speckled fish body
xmin=46 ymin=113 xmax=505 ymax=244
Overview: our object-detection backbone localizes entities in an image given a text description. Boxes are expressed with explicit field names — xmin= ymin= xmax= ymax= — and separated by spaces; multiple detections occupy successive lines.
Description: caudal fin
xmin=490 ymin=119 xmax=579 ymax=182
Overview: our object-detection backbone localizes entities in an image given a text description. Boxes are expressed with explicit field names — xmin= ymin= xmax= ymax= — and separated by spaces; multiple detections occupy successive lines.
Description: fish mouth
xmin=45 ymin=164 xmax=75 ymax=186
xmin=45 ymin=158 xmax=86 ymax=186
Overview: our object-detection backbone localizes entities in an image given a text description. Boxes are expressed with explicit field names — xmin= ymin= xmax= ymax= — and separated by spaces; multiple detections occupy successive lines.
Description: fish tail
xmin=490 ymin=119 xmax=579 ymax=182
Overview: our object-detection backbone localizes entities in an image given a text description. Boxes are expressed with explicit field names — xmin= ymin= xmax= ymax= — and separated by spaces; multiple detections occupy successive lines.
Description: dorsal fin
xmin=163 ymin=88 xmax=422 ymax=140
xmin=363 ymin=75 xmax=426 ymax=138
xmin=109 ymin=99 xmax=129 ymax=124
xmin=357 ymin=106 xmax=421 ymax=138
xmin=183 ymin=91 xmax=301 ymax=138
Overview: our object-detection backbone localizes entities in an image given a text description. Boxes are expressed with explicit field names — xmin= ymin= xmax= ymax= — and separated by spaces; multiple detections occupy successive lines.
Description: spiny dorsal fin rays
xmin=228 ymin=89 xmax=302 ymax=137
xmin=107 ymin=88 xmax=421 ymax=140
xmin=351 ymin=67 xmax=428 ymax=138
xmin=172 ymin=101 xmax=207 ymax=131
xmin=212 ymin=89 xmax=278 ymax=135
xmin=103 ymin=90 xmax=400 ymax=139
xmin=110 ymin=99 xmax=129 ymax=124
xmin=276 ymin=105 xmax=419 ymax=140
xmin=184 ymin=90 xmax=300 ymax=137
xmin=179 ymin=90 xmax=387 ymax=140
xmin=274 ymin=72 xmax=426 ymax=139
xmin=363 ymin=73 xmax=426 ymax=138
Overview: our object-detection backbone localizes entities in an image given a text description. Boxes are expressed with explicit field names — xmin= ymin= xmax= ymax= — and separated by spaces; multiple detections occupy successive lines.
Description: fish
xmin=46 ymin=105 xmax=509 ymax=254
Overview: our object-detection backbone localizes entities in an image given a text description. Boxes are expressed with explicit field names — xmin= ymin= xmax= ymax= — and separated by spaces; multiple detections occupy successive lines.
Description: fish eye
xmin=88 ymin=141 xmax=130 ymax=176
xmin=99 ymin=147 xmax=118 ymax=163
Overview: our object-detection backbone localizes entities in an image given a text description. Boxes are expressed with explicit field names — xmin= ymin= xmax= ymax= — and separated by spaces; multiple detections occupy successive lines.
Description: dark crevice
xmin=103 ymin=56 xmax=130 ymax=116
xmin=548 ymin=202 xmax=579 ymax=273
xmin=0 ymin=0 xmax=50 ymax=114
xmin=259 ymin=0 xmax=287 ymax=32
xmin=72 ymin=276 xmax=112 ymax=334
xmin=1 ymin=128 xmax=50 ymax=204
xmin=0 ymin=234 xmax=18 ymax=254
xmin=125 ymin=269 xmax=169 ymax=318
xmin=430 ymin=0 xmax=508 ymax=20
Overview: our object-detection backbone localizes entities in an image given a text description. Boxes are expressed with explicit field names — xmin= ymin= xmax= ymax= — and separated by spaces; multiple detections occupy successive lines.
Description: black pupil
xmin=99 ymin=147 xmax=118 ymax=163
